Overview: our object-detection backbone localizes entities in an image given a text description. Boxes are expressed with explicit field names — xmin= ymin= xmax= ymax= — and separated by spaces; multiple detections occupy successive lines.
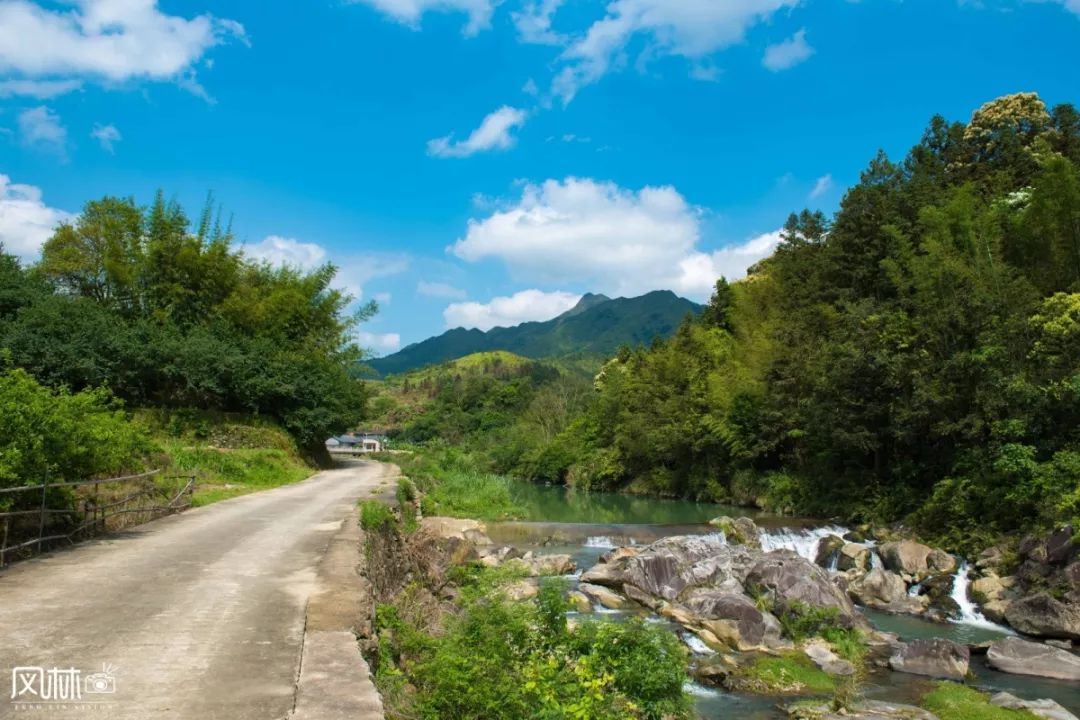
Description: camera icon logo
xmin=83 ymin=664 xmax=117 ymax=695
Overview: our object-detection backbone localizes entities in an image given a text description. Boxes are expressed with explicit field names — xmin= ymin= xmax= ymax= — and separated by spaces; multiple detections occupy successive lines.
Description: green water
xmin=509 ymin=480 xmax=768 ymax=525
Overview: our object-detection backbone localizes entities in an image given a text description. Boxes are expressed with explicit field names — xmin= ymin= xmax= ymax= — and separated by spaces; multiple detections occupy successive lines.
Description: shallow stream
xmin=489 ymin=481 xmax=1080 ymax=718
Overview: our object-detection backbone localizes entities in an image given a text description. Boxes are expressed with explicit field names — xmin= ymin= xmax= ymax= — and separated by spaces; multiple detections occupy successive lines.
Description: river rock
xmin=567 ymin=590 xmax=592 ymax=613
xmin=578 ymin=582 xmax=628 ymax=610
xmin=421 ymin=516 xmax=492 ymax=544
xmin=803 ymin=639 xmax=856 ymax=676
xmin=745 ymin=552 xmax=867 ymax=628
xmin=478 ymin=545 xmax=524 ymax=567
xmin=1046 ymin=525 xmax=1076 ymax=566
xmin=879 ymin=541 xmax=956 ymax=579
xmin=990 ymin=692 xmax=1079 ymax=720
xmin=848 ymin=568 xmax=927 ymax=614
xmin=709 ymin=516 xmax=762 ymax=549
xmin=507 ymin=553 xmax=575 ymax=577
xmin=986 ymin=636 xmax=1080 ymax=681
xmin=1005 ymin=593 xmax=1080 ymax=640
xmin=785 ymin=700 xmax=939 ymax=720
xmin=683 ymin=589 xmax=783 ymax=650
xmin=888 ymin=638 xmax=969 ymax=680
xmin=814 ymin=534 xmax=845 ymax=568
xmin=837 ymin=543 xmax=873 ymax=572
xmin=503 ymin=579 xmax=539 ymax=601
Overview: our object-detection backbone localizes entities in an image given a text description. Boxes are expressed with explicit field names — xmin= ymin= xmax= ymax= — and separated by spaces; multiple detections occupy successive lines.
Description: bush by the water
xmin=379 ymin=447 xmax=524 ymax=521
xmin=374 ymin=576 xmax=692 ymax=720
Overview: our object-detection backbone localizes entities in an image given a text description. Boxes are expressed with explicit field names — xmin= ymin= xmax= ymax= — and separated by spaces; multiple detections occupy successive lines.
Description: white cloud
xmin=762 ymin=28 xmax=814 ymax=71
xmin=809 ymin=173 xmax=833 ymax=199
xmin=244 ymin=235 xmax=328 ymax=270
xmin=18 ymin=105 xmax=66 ymax=156
xmin=444 ymin=289 xmax=582 ymax=331
xmin=418 ymin=280 xmax=467 ymax=299
xmin=90 ymin=123 xmax=121 ymax=153
xmin=0 ymin=78 xmax=82 ymax=98
xmin=450 ymin=177 xmax=778 ymax=300
xmin=513 ymin=0 xmax=566 ymax=44
xmin=552 ymin=0 xmax=799 ymax=103
xmin=0 ymin=174 xmax=74 ymax=261
xmin=357 ymin=330 xmax=402 ymax=354
xmin=347 ymin=0 xmax=495 ymax=36
xmin=0 ymin=0 xmax=246 ymax=94
xmin=373 ymin=291 xmax=392 ymax=305
xmin=428 ymin=106 xmax=528 ymax=158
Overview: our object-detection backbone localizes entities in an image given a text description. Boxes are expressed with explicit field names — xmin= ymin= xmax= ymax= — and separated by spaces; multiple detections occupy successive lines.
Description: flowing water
xmin=493 ymin=480 xmax=1080 ymax=717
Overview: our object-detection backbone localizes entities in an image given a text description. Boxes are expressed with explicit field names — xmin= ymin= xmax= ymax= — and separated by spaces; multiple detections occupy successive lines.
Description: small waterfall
xmin=826 ymin=550 xmax=841 ymax=572
xmin=681 ymin=632 xmax=713 ymax=656
xmin=950 ymin=561 xmax=1010 ymax=632
xmin=908 ymin=581 xmax=923 ymax=598
xmin=870 ymin=551 xmax=883 ymax=570
xmin=584 ymin=536 xmax=616 ymax=548
xmin=759 ymin=526 xmax=849 ymax=563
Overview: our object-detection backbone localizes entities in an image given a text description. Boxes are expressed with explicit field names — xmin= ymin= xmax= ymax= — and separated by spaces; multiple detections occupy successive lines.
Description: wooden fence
xmin=0 ymin=470 xmax=196 ymax=567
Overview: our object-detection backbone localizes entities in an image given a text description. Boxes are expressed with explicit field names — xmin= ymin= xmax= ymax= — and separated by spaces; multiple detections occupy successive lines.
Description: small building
xmin=326 ymin=432 xmax=386 ymax=453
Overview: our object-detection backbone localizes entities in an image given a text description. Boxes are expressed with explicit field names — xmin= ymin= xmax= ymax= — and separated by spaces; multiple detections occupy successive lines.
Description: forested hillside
xmin=389 ymin=93 xmax=1080 ymax=550
xmin=1 ymin=193 xmax=373 ymax=495
xmin=369 ymin=290 xmax=701 ymax=375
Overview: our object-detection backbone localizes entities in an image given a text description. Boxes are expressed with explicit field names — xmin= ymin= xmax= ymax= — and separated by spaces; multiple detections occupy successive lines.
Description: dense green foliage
xmin=0 ymin=192 xmax=374 ymax=453
xmin=382 ymin=448 xmax=525 ymax=520
xmin=369 ymin=290 xmax=700 ymax=376
xmin=0 ymin=366 xmax=151 ymax=507
xmin=374 ymin=574 xmax=691 ymax=720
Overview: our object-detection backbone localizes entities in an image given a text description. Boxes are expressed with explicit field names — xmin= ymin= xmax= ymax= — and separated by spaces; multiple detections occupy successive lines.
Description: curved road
xmin=0 ymin=460 xmax=389 ymax=719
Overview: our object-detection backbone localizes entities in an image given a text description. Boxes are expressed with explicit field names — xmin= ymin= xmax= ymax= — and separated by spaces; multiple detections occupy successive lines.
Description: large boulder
xmin=888 ymin=638 xmax=970 ymax=680
xmin=990 ymin=692 xmax=1079 ymax=720
xmin=837 ymin=543 xmax=873 ymax=572
xmin=803 ymin=640 xmax=856 ymax=676
xmin=848 ymin=568 xmax=927 ymax=615
xmin=682 ymin=589 xmax=783 ymax=650
xmin=709 ymin=516 xmax=762 ymax=549
xmin=986 ymin=636 xmax=1080 ymax=681
xmin=745 ymin=551 xmax=867 ymax=628
xmin=1005 ymin=593 xmax=1080 ymax=640
xmin=879 ymin=541 xmax=956 ymax=579
xmin=578 ymin=582 xmax=629 ymax=610
xmin=507 ymin=553 xmax=575 ymax=577
xmin=814 ymin=534 xmax=846 ymax=568
xmin=1046 ymin=525 xmax=1076 ymax=566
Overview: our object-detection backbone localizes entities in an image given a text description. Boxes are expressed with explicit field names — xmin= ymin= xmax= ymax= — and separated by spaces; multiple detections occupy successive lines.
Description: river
xmin=487 ymin=481 xmax=1080 ymax=718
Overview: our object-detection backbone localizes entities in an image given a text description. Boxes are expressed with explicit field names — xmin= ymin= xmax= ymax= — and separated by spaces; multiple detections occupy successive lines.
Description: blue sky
xmin=1 ymin=0 xmax=1079 ymax=355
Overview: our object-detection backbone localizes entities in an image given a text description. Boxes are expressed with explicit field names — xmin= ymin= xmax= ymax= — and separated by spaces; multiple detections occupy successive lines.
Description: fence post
xmin=1 ymin=516 xmax=8 ymax=568
xmin=36 ymin=472 xmax=48 ymax=553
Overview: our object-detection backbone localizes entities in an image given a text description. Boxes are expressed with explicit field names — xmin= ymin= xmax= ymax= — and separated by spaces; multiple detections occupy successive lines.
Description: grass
xmin=921 ymin=682 xmax=1039 ymax=720
xmin=360 ymin=500 xmax=396 ymax=532
xmin=424 ymin=469 xmax=523 ymax=521
xmin=730 ymin=653 xmax=837 ymax=696
xmin=161 ymin=441 xmax=314 ymax=507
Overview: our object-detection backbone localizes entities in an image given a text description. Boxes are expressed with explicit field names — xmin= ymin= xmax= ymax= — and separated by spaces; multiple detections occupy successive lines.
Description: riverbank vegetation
xmin=374 ymin=93 xmax=1080 ymax=552
xmin=367 ymin=512 xmax=692 ymax=720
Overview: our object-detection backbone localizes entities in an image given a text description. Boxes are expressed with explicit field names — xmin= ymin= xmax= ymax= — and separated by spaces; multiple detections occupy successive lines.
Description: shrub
xmin=360 ymin=500 xmax=395 ymax=532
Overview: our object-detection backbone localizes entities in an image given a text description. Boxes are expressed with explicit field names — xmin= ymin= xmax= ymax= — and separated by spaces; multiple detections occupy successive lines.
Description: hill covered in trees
xmin=368 ymin=290 xmax=701 ymax=376
xmin=387 ymin=93 xmax=1080 ymax=551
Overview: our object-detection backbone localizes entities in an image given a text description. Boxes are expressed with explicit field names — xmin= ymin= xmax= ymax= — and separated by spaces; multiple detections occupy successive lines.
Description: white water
xmin=683 ymin=681 xmax=722 ymax=698
xmin=682 ymin=632 xmax=713 ymax=656
xmin=870 ymin=551 xmax=883 ymax=570
xmin=908 ymin=581 xmax=922 ymax=597
xmin=584 ymin=536 xmax=616 ymax=548
xmin=758 ymin=525 xmax=848 ymax=562
xmin=949 ymin=561 xmax=1011 ymax=632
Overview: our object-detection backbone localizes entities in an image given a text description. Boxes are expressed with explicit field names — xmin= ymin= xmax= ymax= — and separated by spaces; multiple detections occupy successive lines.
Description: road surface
xmin=0 ymin=460 xmax=389 ymax=719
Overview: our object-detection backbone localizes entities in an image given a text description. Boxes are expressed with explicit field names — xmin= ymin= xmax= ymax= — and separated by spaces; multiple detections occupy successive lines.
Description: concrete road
xmin=0 ymin=460 xmax=390 ymax=719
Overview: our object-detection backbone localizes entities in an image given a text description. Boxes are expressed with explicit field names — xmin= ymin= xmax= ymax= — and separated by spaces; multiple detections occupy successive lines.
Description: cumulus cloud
xmin=357 ymin=330 xmax=402 ymax=354
xmin=552 ymin=0 xmax=799 ymax=103
xmin=444 ymin=289 xmax=581 ymax=331
xmin=0 ymin=0 xmax=246 ymax=96
xmin=809 ymin=174 xmax=833 ymax=199
xmin=450 ymin=177 xmax=778 ymax=300
xmin=347 ymin=0 xmax=495 ymax=36
xmin=512 ymin=0 xmax=566 ymax=44
xmin=0 ymin=174 xmax=74 ymax=261
xmin=428 ymin=106 xmax=528 ymax=158
xmin=762 ymin=29 xmax=814 ymax=72
xmin=18 ymin=105 xmax=67 ymax=156
xmin=244 ymin=235 xmax=328 ymax=269
xmin=90 ymin=123 xmax=121 ymax=153
xmin=0 ymin=78 xmax=82 ymax=98
xmin=418 ymin=280 xmax=467 ymax=299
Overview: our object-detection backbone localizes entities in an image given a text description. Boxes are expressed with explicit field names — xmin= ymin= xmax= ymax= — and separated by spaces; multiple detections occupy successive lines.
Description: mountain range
xmin=368 ymin=290 xmax=702 ymax=376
